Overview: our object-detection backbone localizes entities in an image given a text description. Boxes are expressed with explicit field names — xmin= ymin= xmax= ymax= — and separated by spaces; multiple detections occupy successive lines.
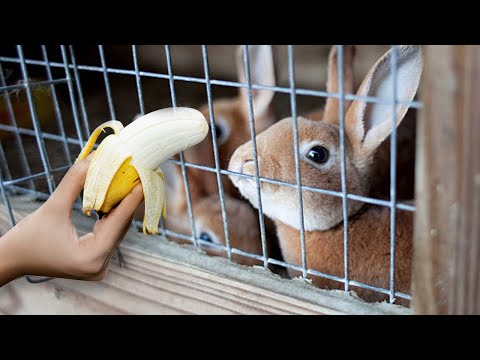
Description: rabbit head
xmin=229 ymin=45 xmax=423 ymax=231
xmin=169 ymin=45 xmax=276 ymax=215
xmin=165 ymin=193 xmax=264 ymax=267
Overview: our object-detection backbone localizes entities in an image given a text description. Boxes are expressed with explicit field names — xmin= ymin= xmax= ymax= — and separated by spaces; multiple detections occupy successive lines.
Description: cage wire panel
xmin=0 ymin=45 xmax=421 ymax=303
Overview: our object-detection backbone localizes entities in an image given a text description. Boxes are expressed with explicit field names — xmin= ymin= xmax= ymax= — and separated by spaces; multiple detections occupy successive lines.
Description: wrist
xmin=0 ymin=225 xmax=28 ymax=286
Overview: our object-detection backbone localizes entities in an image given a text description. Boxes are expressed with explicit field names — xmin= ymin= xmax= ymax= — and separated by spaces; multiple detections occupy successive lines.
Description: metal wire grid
xmin=0 ymin=45 xmax=420 ymax=302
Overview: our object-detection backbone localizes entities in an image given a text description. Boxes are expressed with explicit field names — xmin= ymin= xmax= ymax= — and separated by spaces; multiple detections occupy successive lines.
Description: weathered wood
xmin=0 ymin=195 xmax=410 ymax=315
xmin=1 ymin=277 xmax=126 ymax=315
xmin=413 ymin=45 xmax=480 ymax=314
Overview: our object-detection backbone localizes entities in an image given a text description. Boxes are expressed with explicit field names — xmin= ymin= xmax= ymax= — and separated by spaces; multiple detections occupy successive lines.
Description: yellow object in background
xmin=0 ymin=82 xmax=56 ymax=140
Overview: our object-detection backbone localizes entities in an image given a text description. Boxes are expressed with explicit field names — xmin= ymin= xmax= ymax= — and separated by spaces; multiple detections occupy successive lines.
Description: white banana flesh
xmin=75 ymin=107 xmax=209 ymax=235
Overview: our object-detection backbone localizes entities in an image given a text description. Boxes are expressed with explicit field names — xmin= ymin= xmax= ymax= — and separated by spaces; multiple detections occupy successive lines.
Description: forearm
xmin=0 ymin=227 xmax=26 ymax=287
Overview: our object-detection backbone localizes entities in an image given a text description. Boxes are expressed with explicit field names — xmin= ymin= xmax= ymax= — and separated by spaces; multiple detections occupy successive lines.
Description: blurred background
xmin=0 ymin=45 xmax=389 ymax=191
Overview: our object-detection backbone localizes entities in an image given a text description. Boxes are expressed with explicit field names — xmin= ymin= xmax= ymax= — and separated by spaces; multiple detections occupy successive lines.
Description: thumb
xmin=48 ymin=152 xmax=94 ymax=210
xmin=94 ymin=183 xmax=144 ymax=253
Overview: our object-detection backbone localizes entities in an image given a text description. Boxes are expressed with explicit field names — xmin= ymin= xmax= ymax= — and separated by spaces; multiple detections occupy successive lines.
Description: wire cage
xmin=0 ymin=45 xmax=424 ymax=311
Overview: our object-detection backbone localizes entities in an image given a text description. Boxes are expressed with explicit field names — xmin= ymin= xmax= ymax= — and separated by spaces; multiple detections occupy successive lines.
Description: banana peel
xmin=76 ymin=107 xmax=209 ymax=235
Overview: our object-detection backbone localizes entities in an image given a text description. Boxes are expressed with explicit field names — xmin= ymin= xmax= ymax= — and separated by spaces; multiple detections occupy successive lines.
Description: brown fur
xmin=165 ymin=194 xmax=265 ymax=267
xmin=275 ymin=208 xmax=413 ymax=305
xmin=171 ymin=46 xmax=277 ymax=215
xmin=228 ymin=46 xmax=423 ymax=305
xmin=309 ymin=45 xmax=417 ymax=200
xmin=162 ymin=46 xmax=279 ymax=267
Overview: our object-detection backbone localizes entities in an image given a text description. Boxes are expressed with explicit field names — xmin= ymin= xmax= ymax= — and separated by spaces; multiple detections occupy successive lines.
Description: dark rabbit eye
xmin=199 ymin=232 xmax=213 ymax=243
xmin=215 ymin=124 xmax=223 ymax=139
xmin=306 ymin=146 xmax=329 ymax=164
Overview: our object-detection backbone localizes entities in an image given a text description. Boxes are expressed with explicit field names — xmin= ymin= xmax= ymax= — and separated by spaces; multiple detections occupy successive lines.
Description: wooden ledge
xmin=0 ymin=195 xmax=410 ymax=315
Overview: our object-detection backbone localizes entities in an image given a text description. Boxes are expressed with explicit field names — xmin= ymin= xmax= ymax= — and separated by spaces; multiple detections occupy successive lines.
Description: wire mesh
xmin=0 ymin=45 xmax=418 ymax=303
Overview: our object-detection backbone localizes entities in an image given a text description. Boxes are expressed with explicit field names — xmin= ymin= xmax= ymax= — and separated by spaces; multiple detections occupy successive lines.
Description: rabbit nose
xmin=242 ymin=159 xmax=256 ymax=176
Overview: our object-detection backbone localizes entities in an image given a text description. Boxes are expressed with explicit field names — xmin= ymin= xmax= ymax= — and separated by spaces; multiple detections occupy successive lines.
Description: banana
xmin=75 ymin=107 xmax=209 ymax=235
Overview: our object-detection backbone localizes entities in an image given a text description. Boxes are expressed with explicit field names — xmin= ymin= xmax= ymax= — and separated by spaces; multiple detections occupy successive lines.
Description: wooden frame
xmin=413 ymin=45 xmax=480 ymax=314
xmin=0 ymin=195 xmax=408 ymax=315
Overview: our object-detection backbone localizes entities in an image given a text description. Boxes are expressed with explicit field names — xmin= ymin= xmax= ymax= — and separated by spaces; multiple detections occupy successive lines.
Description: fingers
xmin=94 ymin=183 xmax=144 ymax=252
xmin=48 ymin=152 xmax=95 ymax=210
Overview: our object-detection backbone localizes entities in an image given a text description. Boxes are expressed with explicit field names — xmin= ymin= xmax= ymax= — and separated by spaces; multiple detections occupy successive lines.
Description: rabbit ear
xmin=345 ymin=45 xmax=423 ymax=156
xmin=323 ymin=45 xmax=356 ymax=124
xmin=236 ymin=45 xmax=276 ymax=125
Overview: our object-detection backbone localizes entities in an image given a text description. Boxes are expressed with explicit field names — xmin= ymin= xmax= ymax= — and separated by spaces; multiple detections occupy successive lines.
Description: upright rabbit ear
xmin=345 ymin=45 xmax=423 ymax=157
xmin=323 ymin=45 xmax=356 ymax=124
xmin=237 ymin=45 xmax=276 ymax=129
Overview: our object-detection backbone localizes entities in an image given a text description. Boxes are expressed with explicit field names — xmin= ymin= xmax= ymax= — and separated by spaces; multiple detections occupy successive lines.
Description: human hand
xmin=0 ymin=153 xmax=144 ymax=286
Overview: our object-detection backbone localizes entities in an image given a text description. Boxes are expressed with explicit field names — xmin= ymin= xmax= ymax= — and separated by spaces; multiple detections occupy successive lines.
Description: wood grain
xmin=413 ymin=45 xmax=480 ymax=314
xmin=0 ymin=195 xmax=410 ymax=315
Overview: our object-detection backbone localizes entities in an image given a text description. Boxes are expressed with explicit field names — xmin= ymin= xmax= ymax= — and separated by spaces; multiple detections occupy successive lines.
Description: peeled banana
xmin=75 ymin=107 xmax=209 ymax=235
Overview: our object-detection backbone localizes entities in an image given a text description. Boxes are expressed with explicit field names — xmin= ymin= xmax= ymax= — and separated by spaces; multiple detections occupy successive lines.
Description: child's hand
xmin=0 ymin=154 xmax=144 ymax=286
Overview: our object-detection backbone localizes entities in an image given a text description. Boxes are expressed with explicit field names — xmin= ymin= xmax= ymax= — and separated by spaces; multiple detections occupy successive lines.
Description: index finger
xmin=48 ymin=152 xmax=94 ymax=210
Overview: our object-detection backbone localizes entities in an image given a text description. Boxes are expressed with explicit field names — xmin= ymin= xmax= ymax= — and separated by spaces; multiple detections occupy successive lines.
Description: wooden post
xmin=413 ymin=45 xmax=480 ymax=314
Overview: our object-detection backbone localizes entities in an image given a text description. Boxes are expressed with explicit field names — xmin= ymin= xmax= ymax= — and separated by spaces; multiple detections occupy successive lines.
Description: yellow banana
xmin=75 ymin=107 xmax=209 ymax=235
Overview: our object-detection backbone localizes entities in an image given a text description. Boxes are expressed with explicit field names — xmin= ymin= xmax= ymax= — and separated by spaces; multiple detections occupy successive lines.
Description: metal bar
xmin=0 ymin=56 xmax=424 ymax=109
xmin=0 ymin=63 xmax=36 ymax=192
xmin=1 ymin=50 xmax=55 ymax=283
xmin=98 ymin=45 xmax=116 ymax=120
xmin=0 ymin=142 xmax=12 ymax=182
xmin=0 ymin=167 xmax=16 ymax=226
xmin=132 ymin=45 xmax=145 ymax=115
xmin=0 ymin=122 xmax=417 ymax=211
xmin=389 ymin=45 xmax=399 ymax=303
xmin=98 ymin=45 xmax=124 ymax=267
xmin=201 ymin=45 xmax=232 ymax=259
xmin=129 ymin=45 xmax=146 ymax=233
xmin=0 ymin=78 xmax=68 ymax=92
xmin=60 ymin=45 xmax=85 ymax=149
xmin=7 ymin=185 xmax=83 ymax=212
xmin=337 ymin=45 xmax=350 ymax=292
xmin=6 ymin=179 xmax=411 ymax=300
xmin=3 ymin=164 xmax=71 ymax=187
xmin=0 ymin=124 xmax=84 ymax=145
xmin=130 ymin=215 xmax=412 ymax=300
xmin=241 ymin=45 xmax=268 ymax=268
xmin=41 ymin=45 xmax=72 ymax=165
xmin=69 ymin=45 xmax=91 ymax=135
xmin=60 ymin=45 xmax=88 ymax=209
xmin=1 ymin=46 xmax=421 ymax=302
xmin=17 ymin=45 xmax=55 ymax=194
xmin=288 ymin=45 xmax=308 ymax=279
xmin=164 ymin=45 xmax=195 ymax=245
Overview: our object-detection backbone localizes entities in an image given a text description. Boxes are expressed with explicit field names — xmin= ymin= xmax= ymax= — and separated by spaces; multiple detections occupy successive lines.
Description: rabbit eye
xmin=199 ymin=232 xmax=214 ymax=243
xmin=213 ymin=117 xmax=230 ymax=146
xmin=215 ymin=124 xmax=224 ymax=140
xmin=306 ymin=146 xmax=329 ymax=164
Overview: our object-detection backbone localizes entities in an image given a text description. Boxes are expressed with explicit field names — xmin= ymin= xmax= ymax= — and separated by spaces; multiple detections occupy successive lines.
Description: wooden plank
xmin=413 ymin=45 xmax=480 ymax=314
xmin=0 ymin=195 xmax=410 ymax=315
xmin=0 ymin=277 xmax=126 ymax=315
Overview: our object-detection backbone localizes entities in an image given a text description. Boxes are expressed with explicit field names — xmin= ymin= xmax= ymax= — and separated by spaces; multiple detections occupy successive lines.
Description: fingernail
xmin=132 ymin=183 xmax=144 ymax=195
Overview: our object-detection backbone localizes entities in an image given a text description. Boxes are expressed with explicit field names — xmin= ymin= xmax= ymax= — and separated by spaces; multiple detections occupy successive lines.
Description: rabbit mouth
xmin=241 ymin=159 xmax=256 ymax=175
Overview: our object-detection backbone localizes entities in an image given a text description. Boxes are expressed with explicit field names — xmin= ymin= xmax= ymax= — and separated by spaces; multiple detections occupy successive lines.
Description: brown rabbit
xmin=163 ymin=45 xmax=354 ymax=263
xmin=165 ymin=193 xmax=265 ymax=267
xmin=228 ymin=45 xmax=423 ymax=304
xmin=169 ymin=45 xmax=277 ymax=215
xmin=160 ymin=45 xmax=280 ymax=266
xmin=308 ymin=45 xmax=417 ymax=200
